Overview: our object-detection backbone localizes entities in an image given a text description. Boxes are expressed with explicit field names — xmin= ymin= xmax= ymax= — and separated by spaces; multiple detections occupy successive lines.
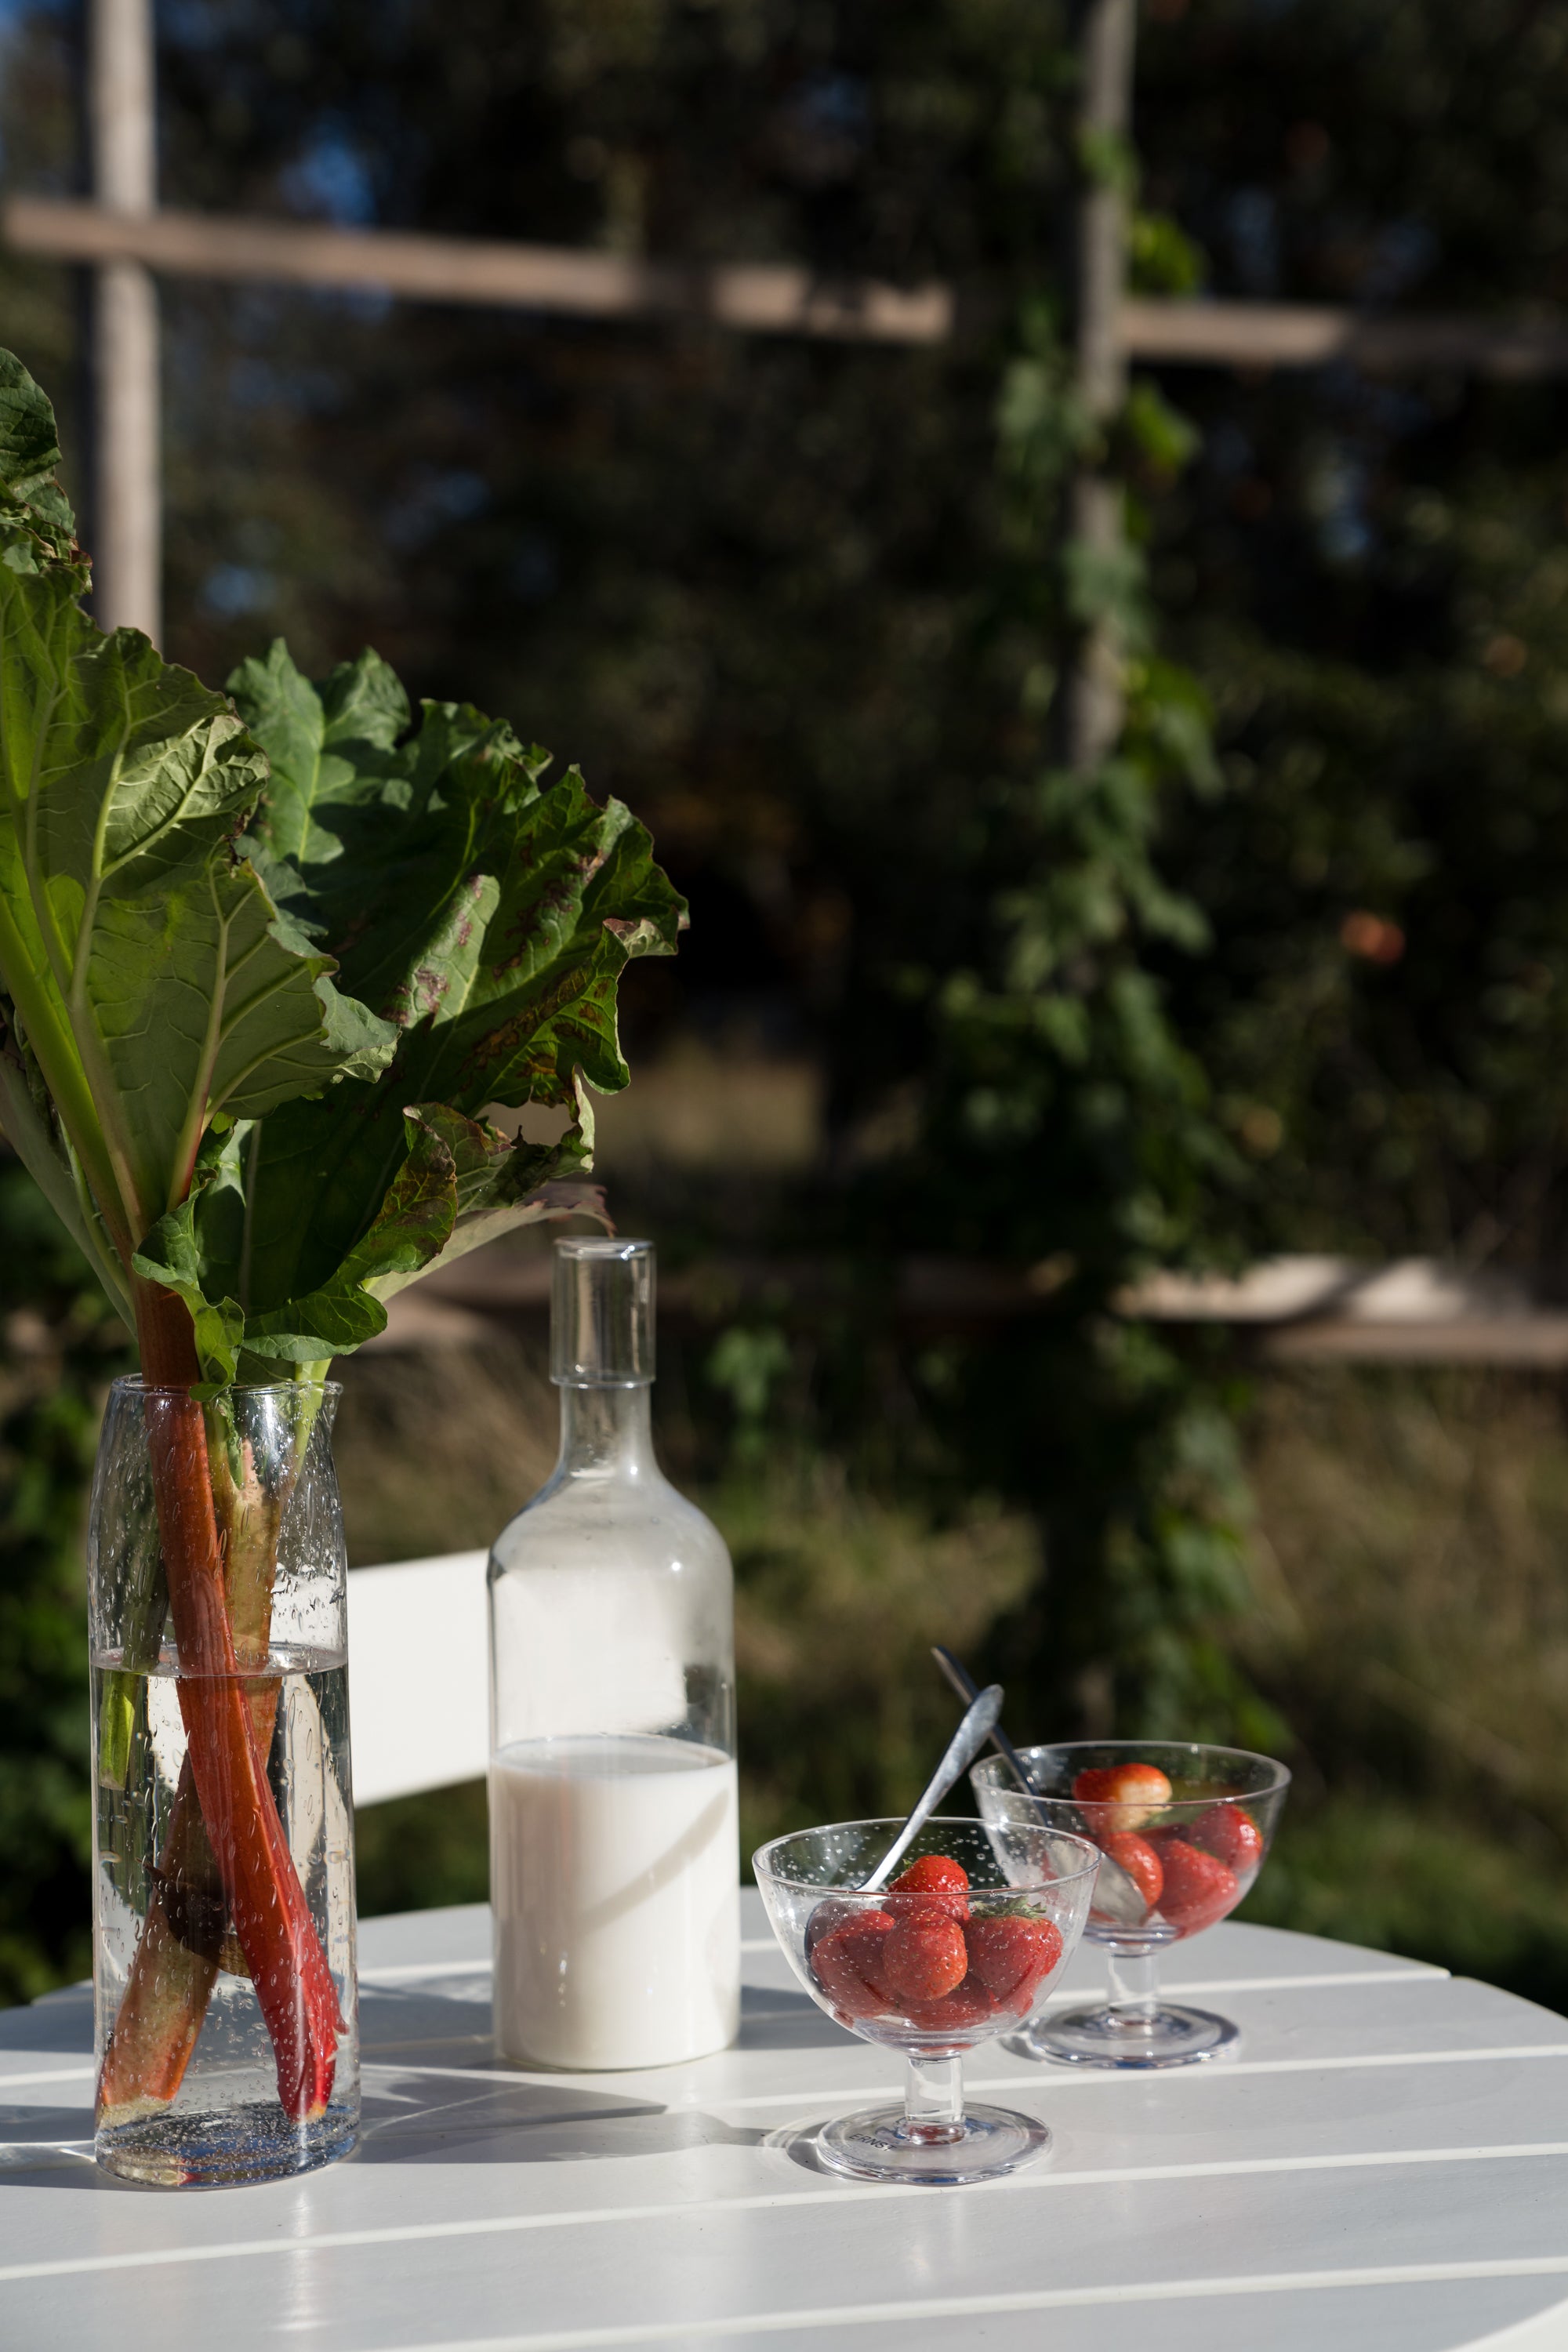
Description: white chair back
xmin=346 ymin=1550 xmax=489 ymax=1806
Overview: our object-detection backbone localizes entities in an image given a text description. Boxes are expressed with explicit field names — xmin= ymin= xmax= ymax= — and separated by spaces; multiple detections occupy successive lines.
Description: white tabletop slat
xmin=2 ymin=1894 xmax=1566 ymax=2351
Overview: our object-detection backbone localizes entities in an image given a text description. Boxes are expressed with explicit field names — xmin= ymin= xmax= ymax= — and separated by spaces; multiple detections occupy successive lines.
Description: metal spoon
xmin=858 ymin=1682 xmax=1005 ymax=1893
xmin=932 ymin=1645 xmax=1040 ymax=1792
xmin=930 ymin=1644 xmax=1149 ymax=1928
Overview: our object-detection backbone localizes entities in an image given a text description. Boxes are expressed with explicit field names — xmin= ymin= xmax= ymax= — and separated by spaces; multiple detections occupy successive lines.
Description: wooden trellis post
xmin=1063 ymin=0 xmax=1137 ymax=776
xmin=87 ymin=0 xmax=160 ymax=641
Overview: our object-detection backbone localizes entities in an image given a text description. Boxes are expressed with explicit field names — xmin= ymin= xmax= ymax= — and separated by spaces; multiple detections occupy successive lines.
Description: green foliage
xmin=0 ymin=1166 xmax=130 ymax=2002
xmin=0 ymin=360 xmax=78 ymax=577
xmin=1127 ymin=210 xmax=1203 ymax=298
xmin=706 ymin=1325 xmax=793 ymax=1464
xmin=1242 ymin=1795 xmax=1568 ymax=2015
xmin=883 ymin=277 xmax=1258 ymax=1736
xmin=1134 ymin=0 xmax=1568 ymax=1267
xmin=724 ymin=1457 xmax=1040 ymax=1854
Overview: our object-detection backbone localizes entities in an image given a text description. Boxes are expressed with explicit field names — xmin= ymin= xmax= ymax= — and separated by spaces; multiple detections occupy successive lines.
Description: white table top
xmin=4 ymin=1894 xmax=1568 ymax=2351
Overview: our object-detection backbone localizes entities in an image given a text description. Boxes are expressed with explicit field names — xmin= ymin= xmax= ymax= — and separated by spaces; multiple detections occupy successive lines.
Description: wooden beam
xmin=14 ymin=199 xmax=1568 ymax=376
xmin=3 ymin=198 xmax=954 ymax=346
xmin=1118 ymin=1255 xmax=1568 ymax=1365
xmin=1120 ymin=296 xmax=1568 ymax=379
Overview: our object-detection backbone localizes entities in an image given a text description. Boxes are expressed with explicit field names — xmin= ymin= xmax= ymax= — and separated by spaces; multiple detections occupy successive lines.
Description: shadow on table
xmin=735 ymin=1984 xmax=858 ymax=2053
xmin=360 ymin=1979 xmax=851 ymax=2061
xmin=0 ymin=1975 xmax=847 ymax=2184
xmin=0 ymin=2109 xmax=100 ymax=2188
xmin=358 ymin=1978 xmax=494 ymax=2063
xmin=0 ymin=2089 xmax=770 ymax=2186
xmin=357 ymin=2075 xmax=768 ymax=2166
xmin=354 ymin=1977 xmax=848 ymax=2165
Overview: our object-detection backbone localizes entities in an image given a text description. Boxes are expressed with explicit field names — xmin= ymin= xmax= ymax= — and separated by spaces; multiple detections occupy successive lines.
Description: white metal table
xmin=4 ymin=1893 xmax=1568 ymax=2350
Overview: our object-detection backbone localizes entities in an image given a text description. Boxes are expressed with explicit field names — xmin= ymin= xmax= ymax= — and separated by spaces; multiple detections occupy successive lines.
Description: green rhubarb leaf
xmin=0 ymin=994 xmax=133 ymax=1320
xmin=238 ymin=1108 xmax=461 ymax=1365
xmin=237 ymin=1102 xmax=606 ymax=1368
xmin=227 ymin=644 xmax=684 ymax=1330
xmin=0 ymin=350 xmax=82 ymax=579
xmin=361 ymin=1097 xmax=605 ymax=1301
xmin=0 ymin=405 xmax=398 ymax=1294
xmin=230 ymin=637 xmax=408 ymax=869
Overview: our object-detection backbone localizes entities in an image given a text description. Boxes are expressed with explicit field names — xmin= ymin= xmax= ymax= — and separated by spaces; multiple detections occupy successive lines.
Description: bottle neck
xmin=554 ymin=1381 xmax=657 ymax=1479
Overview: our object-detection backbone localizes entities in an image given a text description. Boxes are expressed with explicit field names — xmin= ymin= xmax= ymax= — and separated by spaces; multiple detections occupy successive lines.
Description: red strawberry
xmin=1157 ymin=1838 xmax=1239 ymax=1933
xmin=906 ymin=1977 xmax=996 ymax=2034
xmin=1188 ymin=1801 xmax=1265 ymax=1877
xmin=965 ymin=1915 xmax=1064 ymax=2014
xmin=1072 ymin=1762 xmax=1172 ymax=1835
xmin=881 ymin=1911 xmax=969 ymax=2005
xmin=811 ymin=1909 xmax=895 ymax=2020
xmin=804 ymin=1896 xmax=861 ymax=1959
xmin=887 ymin=1853 xmax=971 ymax=1922
xmin=891 ymin=1853 xmax=969 ymax=1898
xmin=1102 ymin=1831 xmax=1163 ymax=1910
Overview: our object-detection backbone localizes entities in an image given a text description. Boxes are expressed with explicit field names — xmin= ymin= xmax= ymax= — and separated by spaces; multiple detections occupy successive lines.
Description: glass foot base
xmin=1016 ymin=2002 xmax=1240 ymax=2070
xmin=811 ymin=2102 xmax=1051 ymax=2184
xmin=96 ymin=2100 xmax=358 ymax=2187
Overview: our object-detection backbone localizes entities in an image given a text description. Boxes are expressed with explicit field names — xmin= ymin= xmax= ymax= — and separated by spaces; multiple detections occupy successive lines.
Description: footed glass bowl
xmin=753 ymin=1815 xmax=1098 ymax=2183
xmin=973 ymin=1740 xmax=1290 ymax=2069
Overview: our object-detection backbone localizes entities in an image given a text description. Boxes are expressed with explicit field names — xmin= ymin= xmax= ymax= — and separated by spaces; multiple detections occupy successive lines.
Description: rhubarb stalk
xmin=98 ymin=1287 xmax=340 ymax=2124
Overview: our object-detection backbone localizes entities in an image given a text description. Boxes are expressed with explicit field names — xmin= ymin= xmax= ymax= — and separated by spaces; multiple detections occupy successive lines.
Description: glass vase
xmin=89 ymin=1377 xmax=359 ymax=2186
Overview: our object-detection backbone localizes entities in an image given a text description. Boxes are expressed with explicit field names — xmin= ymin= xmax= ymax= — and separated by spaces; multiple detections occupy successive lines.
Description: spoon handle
xmin=931 ymin=1644 xmax=1039 ymax=1794
xmin=861 ymin=1682 xmax=1004 ymax=1893
xmin=935 ymin=1645 xmax=1143 ymax=1923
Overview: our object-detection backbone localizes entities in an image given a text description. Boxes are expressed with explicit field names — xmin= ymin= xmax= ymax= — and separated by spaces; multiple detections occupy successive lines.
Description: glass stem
xmin=902 ymin=2053 xmax=964 ymax=2144
xmin=1107 ymin=1949 xmax=1160 ymax=2026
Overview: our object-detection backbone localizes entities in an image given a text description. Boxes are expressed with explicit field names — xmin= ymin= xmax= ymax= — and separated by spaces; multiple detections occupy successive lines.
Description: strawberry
xmin=891 ymin=1853 xmax=969 ymax=1897
xmin=881 ymin=1910 xmax=970 ymax=2005
xmin=804 ymin=1895 xmax=861 ymax=1959
xmin=887 ymin=1853 xmax=971 ymax=1922
xmin=1072 ymin=1762 xmax=1172 ymax=1834
xmin=906 ymin=1977 xmax=996 ymax=2034
xmin=1188 ymin=1800 xmax=1265 ymax=1878
xmin=965 ymin=1915 xmax=1064 ymax=2015
xmin=811 ymin=1909 xmax=895 ymax=2020
xmin=1101 ymin=1830 xmax=1163 ymax=1910
xmin=1156 ymin=1838 xmax=1239 ymax=1933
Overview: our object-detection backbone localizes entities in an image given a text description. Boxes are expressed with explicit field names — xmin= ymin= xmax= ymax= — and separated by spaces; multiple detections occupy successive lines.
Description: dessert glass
xmin=753 ymin=1816 xmax=1098 ymax=2183
xmin=973 ymin=1740 xmax=1289 ymax=2069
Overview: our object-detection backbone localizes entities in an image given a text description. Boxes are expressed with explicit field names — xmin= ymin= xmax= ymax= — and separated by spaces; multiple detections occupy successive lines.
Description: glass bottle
xmin=488 ymin=1237 xmax=739 ymax=2069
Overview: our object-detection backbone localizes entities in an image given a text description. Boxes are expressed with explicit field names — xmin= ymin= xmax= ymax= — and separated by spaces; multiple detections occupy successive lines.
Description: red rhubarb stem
xmin=114 ymin=1283 xmax=341 ymax=2121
